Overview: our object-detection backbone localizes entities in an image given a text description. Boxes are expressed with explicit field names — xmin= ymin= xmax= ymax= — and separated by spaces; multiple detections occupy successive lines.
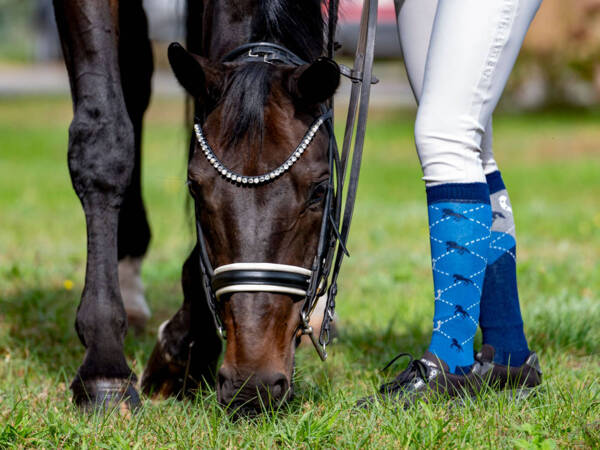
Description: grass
xmin=0 ymin=95 xmax=599 ymax=448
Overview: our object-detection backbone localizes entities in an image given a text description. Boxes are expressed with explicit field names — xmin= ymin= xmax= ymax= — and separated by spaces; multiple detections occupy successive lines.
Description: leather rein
xmin=192 ymin=0 xmax=379 ymax=361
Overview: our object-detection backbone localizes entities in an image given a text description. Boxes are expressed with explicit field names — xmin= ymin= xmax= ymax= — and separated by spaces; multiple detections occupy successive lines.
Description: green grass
xmin=1 ymin=96 xmax=599 ymax=448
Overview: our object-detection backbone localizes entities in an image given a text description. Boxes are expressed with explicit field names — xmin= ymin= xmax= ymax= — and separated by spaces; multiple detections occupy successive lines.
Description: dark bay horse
xmin=53 ymin=0 xmax=341 ymax=413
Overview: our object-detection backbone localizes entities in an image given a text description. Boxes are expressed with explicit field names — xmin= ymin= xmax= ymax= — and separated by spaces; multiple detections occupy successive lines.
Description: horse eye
xmin=307 ymin=181 xmax=328 ymax=206
xmin=187 ymin=178 xmax=196 ymax=193
xmin=187 ymin=178 xmax=203 ymax=201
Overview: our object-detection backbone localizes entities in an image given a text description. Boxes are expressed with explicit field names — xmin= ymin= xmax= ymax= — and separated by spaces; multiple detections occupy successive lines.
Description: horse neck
xmin=199 ymin=0 xmax=324 ymax=61
xmin=200 ymin=0 xmax=254 ymax=60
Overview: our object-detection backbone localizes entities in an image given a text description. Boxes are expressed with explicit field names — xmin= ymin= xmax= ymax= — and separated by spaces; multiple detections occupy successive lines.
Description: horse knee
xmin=67 ymin=106 xmax=135 ymax=208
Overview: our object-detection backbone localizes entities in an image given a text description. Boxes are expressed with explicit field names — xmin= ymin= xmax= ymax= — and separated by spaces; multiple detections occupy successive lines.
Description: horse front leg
xmin=54 ymin=0 xmax=139 ymax=411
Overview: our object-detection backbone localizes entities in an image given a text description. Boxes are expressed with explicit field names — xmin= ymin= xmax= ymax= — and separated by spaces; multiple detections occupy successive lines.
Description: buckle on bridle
xmin=248 ymin=48 xmax=274 ymax=64
xmin=300 ymin=311 xmax=328 ymax=361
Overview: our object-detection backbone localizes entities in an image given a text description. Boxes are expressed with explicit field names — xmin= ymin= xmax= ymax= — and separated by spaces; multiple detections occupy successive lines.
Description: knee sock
xmin=426 ymin=183 xmax=492 ymax=374
xmin=479 ymin=171 xmax=530 ymax=366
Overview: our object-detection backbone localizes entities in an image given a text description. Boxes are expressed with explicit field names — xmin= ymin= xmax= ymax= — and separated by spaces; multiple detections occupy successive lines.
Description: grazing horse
xmin=53 ymin=0 xmax=341 ymax=413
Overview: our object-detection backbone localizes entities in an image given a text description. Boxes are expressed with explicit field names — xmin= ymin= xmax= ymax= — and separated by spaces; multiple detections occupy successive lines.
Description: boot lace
xmin=379 ymin=353 xmax=429 ymax=394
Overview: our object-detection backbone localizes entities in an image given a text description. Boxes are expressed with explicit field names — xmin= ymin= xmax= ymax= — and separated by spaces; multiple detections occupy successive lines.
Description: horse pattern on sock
xmin=427 ymin=198 xmax=492 ymax=373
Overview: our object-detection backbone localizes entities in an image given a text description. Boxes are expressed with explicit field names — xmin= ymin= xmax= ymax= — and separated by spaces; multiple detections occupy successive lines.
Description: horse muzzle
xmin=217 ymin=365 xmax=293 ymax=413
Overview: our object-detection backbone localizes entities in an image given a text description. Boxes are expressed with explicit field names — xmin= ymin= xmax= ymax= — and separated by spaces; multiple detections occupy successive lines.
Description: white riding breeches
xmin=396 ymin=0 xmax=542 ymax=185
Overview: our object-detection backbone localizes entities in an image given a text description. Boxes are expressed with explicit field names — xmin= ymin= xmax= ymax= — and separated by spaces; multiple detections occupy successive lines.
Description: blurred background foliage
xmin=0 ymin=0 xmax=40 ymax=62
xmin=0 ymin=0 xmax=599 ymax=108
xmin=514 ymin=0 xmax=600 ymax=108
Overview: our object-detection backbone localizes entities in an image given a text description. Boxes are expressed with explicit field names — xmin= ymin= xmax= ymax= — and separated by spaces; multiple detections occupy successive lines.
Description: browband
xmin=194 ymin=112 xmax=330 ymax=185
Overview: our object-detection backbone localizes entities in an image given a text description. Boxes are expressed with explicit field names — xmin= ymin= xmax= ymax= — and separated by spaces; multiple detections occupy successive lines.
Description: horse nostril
xmin=217 ymin=367 xmax=233 ymax=403
xmin=217 ymin=368 xmax=290 ymax=412
xmin=264 ymin=373 xmax=289 ymax=401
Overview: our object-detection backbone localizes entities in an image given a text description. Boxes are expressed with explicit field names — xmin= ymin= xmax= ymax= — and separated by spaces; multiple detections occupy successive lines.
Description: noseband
xmin=192 ymin=0 xmax=378 ymax=361
xmin=212 ymin=263 xmax=312 ymax=299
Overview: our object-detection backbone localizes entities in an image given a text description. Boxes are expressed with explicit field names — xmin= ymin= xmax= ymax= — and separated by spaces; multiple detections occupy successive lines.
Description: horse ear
xmin=168 ymin=42 xmax=220 ymax=101
xmin=289 ymin=57 xmax=340 ymax=105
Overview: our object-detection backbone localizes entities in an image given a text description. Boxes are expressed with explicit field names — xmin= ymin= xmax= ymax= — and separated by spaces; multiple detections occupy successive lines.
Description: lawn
xmin=0 ymin=95 xmax=599 ymax=448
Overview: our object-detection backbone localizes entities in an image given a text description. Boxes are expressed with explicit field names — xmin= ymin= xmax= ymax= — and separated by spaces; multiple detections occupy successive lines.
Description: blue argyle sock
xmin=426 ymin=183 xmax=492 ymax=374
xmin=479 ymin=171 xmax=530 ymax=367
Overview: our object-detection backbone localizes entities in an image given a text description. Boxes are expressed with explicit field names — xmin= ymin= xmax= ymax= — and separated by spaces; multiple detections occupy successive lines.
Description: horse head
xmin=169 ymin=43 xmax=339 ymax=412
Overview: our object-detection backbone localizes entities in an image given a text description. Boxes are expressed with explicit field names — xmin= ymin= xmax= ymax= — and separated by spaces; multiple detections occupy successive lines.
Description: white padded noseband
xmin=212 ymin=263 xmax=312 ymax=300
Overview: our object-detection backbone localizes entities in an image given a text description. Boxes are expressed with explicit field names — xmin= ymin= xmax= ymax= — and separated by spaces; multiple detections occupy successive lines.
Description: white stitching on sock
xmin=490 ymin=245 xmax=517 ymax=261
xmin=461 ymin=334 xmax=476 ymax=346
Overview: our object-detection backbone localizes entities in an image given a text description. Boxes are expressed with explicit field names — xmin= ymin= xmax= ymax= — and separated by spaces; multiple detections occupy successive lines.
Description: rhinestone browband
xmin=193 ymin=114 xmax=327 ymax=185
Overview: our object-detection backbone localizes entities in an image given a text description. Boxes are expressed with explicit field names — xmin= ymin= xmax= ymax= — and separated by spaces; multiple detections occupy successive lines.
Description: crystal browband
xmin=193 ymin=113 xmax=328 ymax=185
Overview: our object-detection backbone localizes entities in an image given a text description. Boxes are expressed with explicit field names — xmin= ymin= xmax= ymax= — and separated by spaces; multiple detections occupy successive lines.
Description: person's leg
xmin=398 ymin=0 xmax=490 ymax=374
xmin=415 ymin=0 xmax=542 ymax=186
xmin=397 ymin=0 xmax=541 ymax=373
xmin=396 ymin=0 xmax=438 ymax=101
xmin=480 ymin=140 xmax=530 ymax=366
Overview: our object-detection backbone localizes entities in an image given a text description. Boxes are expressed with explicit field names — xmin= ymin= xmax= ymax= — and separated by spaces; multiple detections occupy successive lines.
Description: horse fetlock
xmin=75 ymin=299 xmax=128 ymax=348
xmin=141 ymin=320 xmax=221 ymax=398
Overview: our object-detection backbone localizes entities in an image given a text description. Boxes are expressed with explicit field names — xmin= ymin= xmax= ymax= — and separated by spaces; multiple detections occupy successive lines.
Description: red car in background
xmin=337 ymin=0 xmax=400 ymax=59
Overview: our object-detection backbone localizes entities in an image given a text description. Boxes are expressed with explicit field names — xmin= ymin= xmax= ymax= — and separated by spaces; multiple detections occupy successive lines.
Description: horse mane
xmin=220 ymin=0 xmax=328 ymax=148
xmin=251 ymin=0 xmax=326 ymax=62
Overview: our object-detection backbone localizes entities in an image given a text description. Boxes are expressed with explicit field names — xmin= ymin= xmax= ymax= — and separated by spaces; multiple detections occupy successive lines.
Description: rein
xmin=192 ymin=0 xmax=378 ymax=361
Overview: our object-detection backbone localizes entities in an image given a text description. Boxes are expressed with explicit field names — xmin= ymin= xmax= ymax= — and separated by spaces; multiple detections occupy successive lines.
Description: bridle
xmin=191 ymin=0 xmax=378 ymax=361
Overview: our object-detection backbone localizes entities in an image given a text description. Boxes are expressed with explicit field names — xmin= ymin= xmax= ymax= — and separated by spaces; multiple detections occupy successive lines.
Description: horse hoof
xmin=71 ymin=378 xmax=141 ymax=413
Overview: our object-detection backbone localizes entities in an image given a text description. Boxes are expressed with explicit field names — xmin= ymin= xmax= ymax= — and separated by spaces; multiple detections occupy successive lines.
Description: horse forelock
xmin=217 ymin=0 xmax=327 ymax=147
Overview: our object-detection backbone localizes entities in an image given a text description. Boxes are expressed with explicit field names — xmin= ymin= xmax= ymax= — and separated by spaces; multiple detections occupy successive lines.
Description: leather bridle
xmin=191 ymin=0 xmax=378 ymax=361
